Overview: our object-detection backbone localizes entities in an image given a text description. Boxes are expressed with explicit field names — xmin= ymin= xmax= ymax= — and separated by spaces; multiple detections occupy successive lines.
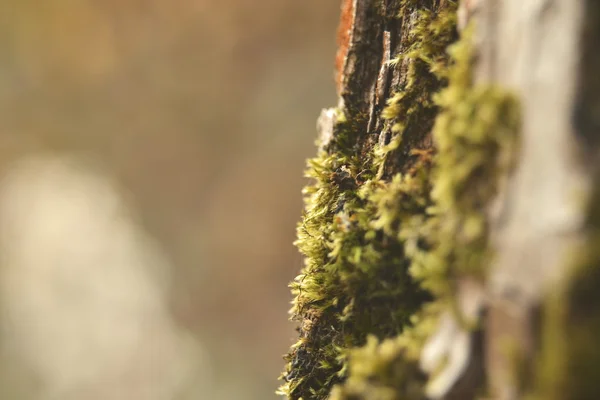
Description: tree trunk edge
xmin=279 ymin=0 xmax=600 ymax=399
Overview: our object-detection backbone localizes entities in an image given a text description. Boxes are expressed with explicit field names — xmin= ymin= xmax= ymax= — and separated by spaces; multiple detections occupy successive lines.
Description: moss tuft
xmin=329 ymin=303 xmax=441 ymax=400
xmin=379 ymin=3 xmax=458 ymax=178
xmin=278 ymin=130 xmax=433 ymax=399
xmin=280 ymin=3 xmax=521 ymax=399
xmin=410 ymin=24 xmax=521 ymax=297
xmin=323 ymin=23 xmax=521 ymax=400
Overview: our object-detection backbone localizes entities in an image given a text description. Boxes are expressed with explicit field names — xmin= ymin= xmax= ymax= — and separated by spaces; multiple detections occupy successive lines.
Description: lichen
xmin=279 ymin=1 xmax=521 ymax=399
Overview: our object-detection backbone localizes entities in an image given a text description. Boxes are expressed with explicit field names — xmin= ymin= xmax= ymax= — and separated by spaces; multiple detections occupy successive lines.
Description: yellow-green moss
xmin=280 ymin=2 xmax=521 ymax=399
xmin=410 ymin=24 xmax=521 ymax=298
xmin=278 ymin=4 xmax=458 ymax=398
xmin=324 ymin=23 xmax=521 ymax=400
xmin=329 ymin=303 xmax=441 ymax=400
xmin=379 ymin=4 xmax=458 ymax=177
xmin=383 ymin=5 xmax=459 ymax=124
xmin=277 ymin=128 xmax=433 ymax=399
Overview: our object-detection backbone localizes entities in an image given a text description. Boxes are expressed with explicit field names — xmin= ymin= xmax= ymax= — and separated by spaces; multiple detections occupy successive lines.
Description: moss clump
xmin=329 ymin=304 xmax=441 ymax=400
xmin=278 ymin=142 xmax=433 ymax=399
xmin=278 ymin=3 xmax=459 ymax=398
xmin=409 ymin=24 xmax=521 ymax=298
xmin=279 ymin=2 xmax=520 ymax=399
xmin=379 ymin=4 xmax=459 ymax=178
xmin=329 ymin=336 xmax=424 ymax=400
xmin=383 ymin=5 xmax=459 ymax=128
xmin=325 ymin=23 xmax=521 ymax=400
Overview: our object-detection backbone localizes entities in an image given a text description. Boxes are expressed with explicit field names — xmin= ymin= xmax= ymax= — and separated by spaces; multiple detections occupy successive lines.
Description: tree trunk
xmin=279 ymin=1 xmax=600 ymax=399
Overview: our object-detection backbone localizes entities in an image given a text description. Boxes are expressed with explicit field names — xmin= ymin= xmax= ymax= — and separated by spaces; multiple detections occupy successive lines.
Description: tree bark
xmin=279 ymin=1 xmax=600 ymax=399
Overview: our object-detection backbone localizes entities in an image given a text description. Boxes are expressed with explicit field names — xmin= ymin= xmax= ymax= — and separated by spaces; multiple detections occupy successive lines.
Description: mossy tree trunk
xmin=279 ymin=1 xmax=600 ymax=399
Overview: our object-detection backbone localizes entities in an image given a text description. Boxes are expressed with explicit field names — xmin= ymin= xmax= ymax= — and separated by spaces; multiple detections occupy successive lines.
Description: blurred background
xmin=0 ymin=1 xmax=340 ymax=399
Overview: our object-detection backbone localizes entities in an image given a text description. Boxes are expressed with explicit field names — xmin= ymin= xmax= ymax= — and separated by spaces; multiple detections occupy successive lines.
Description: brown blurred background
xmin=0 ymin=1 xmax=340 ymax=399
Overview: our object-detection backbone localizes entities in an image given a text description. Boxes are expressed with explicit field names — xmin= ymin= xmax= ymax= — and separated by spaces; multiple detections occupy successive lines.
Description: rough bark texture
xmin=279 ymin=0 xmax=600 ymax=399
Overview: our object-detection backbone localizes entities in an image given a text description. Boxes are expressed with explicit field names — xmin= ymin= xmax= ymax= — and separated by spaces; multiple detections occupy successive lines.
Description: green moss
xmin=379 ymin=3 xmax=458 ymax=178
xmin=329 ymin=303 xmax=441 ymax=400
xmin=323 ymin=24 xmax=521 ymax=400
xmin=410 ymin=24 xmax=521 ymax=298
xmin=279 ymin=2 xmax=521 ymax=399
xmin=278 ymin=4 xmax=458 ymax=397
xmin=278 ymin=129 xmax=433 ymax=400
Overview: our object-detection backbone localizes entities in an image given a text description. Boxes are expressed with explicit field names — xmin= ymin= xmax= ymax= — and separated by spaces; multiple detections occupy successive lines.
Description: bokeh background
xmin=0 ymin=1 xmax=341 ymax=399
